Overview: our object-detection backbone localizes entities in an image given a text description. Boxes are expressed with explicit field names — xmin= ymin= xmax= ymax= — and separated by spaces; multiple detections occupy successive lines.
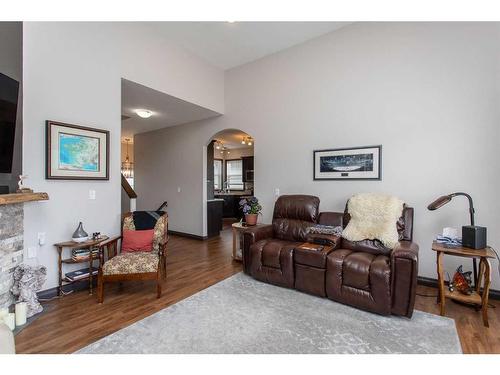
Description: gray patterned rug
xmin=78 ymin=273 xmax=462 ymax=354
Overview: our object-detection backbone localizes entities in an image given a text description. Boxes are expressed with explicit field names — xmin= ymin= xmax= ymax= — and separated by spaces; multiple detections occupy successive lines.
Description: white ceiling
xmin=121 ymin=78 xmax=221 ymax=139
xmin=149 ymin=22 xmax=350 ymax=69
xmin=122 ymin=23 xmax=350 ymax=138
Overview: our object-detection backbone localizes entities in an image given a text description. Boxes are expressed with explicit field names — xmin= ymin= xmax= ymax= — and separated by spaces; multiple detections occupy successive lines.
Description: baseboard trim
xmin=168 ymin=230 xmax=207 ymax=241
xmin=417 ymin=276 xmax=500 ymax=300
xmin=38 ymin=279 xmax=97 ymax=300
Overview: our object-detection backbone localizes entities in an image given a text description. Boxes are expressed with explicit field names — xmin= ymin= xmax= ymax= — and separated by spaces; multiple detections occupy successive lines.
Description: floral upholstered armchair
xmin=97 ymin=211 xmax=168 ymax=303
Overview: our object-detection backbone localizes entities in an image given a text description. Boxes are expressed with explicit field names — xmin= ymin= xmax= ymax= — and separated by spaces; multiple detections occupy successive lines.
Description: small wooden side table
xmin=431 ymin=241 xmax=495 ymax=327
xmin=54 ymin=236 xmax=109 ymax=296
xmin=231 ymin=222 xmax=268 ymax=261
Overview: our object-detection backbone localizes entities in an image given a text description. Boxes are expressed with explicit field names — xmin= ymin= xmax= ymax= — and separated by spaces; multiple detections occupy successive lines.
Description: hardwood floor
xmin=15 ymin=230 xmax=499 ymax=354
xmin=15 ymin=229 xmax=241 ymax=354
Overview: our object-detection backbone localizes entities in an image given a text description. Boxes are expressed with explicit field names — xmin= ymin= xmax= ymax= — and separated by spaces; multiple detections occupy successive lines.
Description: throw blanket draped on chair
xmin=342 ymin=193 xmax=404 ymax=249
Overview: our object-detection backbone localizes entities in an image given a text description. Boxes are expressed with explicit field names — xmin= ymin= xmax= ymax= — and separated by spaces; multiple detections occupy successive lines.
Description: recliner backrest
xmin=272 ymin=195 xmax=320 ymax=242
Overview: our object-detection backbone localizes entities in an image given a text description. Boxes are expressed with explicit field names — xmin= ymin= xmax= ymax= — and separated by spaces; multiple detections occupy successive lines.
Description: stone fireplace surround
xmin=0 ymin=193 xmax=48 ymax=309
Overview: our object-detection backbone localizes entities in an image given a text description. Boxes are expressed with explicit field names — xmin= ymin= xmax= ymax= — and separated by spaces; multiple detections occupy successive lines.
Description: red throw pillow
xmin=122 ymin=229 xmax=154 ymax=253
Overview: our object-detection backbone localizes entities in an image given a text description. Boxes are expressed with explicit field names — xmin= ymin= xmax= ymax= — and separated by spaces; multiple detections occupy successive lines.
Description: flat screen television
xmin=0 ymin=72 xmax=19 ymax=173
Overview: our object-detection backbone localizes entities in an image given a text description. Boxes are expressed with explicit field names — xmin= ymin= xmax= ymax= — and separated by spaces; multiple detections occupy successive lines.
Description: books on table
xmin=71 ymin=248 xmax=99 ymax=261
xmin=65 ymin=267 xmax=98 ymax=281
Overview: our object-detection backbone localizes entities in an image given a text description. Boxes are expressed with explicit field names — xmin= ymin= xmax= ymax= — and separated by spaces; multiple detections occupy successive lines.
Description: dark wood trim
xmin=418 ymin=276 xmax=500 ymax=300
xmin=313 ymin=145 xmax=382 ymax=181
xmin=46 ymin=120 xmax=110 ymax=180
xmin=121 ymin=174 xmax=137 ymax=198
xmin=168 ymin=230 xmax=207 ymax=241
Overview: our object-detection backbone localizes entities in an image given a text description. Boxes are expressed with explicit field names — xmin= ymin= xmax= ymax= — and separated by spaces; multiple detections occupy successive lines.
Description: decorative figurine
xmin=72 ymin=222 xmax=89 ymax=243
xmin=11 ymin=265 xmax=47 ymax=318
xmin=452 ymin=265 xmax=473 ymax=295
xmin=16 ymin=174 xmax=34 ymax=193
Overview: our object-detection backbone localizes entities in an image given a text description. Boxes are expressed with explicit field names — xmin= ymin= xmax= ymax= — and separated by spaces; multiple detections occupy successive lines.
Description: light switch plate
xmin=37 ymin=232 xmax=46 ymax=246
xmin=274 ymin=188 xmax=280 ymax=197
xmin=89 ymin=190 xmax=96 ymax=200
xmin=27 ymin=247 xmax=37 ymax=259
xmin=177 ymin=187 xmax=181 ymax=193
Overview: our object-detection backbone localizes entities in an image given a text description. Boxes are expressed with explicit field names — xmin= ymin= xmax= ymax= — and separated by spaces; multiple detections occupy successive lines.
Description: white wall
xmin=22 ymin=22 xmax=224 ymax=290
xmin=135 ymin=22 xmax=500 ymax=289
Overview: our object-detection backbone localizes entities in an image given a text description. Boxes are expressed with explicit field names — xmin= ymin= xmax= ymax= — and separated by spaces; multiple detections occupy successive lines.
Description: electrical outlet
xmin=177 ymin=187 xmax=181 ymax=193
xmin=88 ymin=190 xmax=96 ymax=200
xmin=27 ymin=247 xmax=37 ymax=259
xmin=38 ymin=232 xmax=46 ymax=246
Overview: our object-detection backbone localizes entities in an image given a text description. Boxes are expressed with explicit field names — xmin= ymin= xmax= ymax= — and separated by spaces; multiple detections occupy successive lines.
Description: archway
xmin=204 ymin=129 xmax=255 ymax=242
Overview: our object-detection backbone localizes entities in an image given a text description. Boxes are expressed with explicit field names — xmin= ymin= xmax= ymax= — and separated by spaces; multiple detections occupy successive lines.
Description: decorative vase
xmin=245 ymin=214 xmax=258 ymax=226
xmin=72 ymin=222 xmax=89 ymax=243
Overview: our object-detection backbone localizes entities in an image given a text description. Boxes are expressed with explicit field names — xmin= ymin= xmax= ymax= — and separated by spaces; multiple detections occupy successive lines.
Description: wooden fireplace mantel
xmin=0 ymin=192 xmax=49 ymax=206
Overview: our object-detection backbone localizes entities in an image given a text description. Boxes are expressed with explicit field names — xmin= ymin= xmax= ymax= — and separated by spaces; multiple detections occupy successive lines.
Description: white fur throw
xmin=342 ymin=193 xmax=404 ymax=249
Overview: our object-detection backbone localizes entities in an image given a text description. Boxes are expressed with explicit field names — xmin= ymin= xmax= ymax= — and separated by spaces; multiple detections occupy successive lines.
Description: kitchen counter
xmin=214 ymin=191 xmax=253 ymax=196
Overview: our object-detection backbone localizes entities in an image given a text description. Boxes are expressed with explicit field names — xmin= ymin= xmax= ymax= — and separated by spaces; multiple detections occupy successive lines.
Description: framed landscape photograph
xmin=313 ymin=145 xmax=382 ymax=180
xmin=46 ymin=120 xmax=109 ymax=180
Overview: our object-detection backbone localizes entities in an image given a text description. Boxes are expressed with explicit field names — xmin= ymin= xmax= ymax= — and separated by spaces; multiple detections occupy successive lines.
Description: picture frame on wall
xmin=313 ymin=145 xmax=382 ymax=181
xmin=46 ymin=120 xmax=109 ymax=180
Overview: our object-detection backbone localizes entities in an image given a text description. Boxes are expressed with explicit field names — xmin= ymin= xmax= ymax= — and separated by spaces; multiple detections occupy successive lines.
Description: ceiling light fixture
xmin=121 ymin=138 xmax=134 ymax=179
xmin=135 ymin=109 xmax=153 ymax=119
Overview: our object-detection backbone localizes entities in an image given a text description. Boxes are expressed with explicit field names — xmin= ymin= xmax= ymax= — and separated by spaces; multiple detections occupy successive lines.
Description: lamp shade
xmin=427 ymin=195 xmax=452 ymax=210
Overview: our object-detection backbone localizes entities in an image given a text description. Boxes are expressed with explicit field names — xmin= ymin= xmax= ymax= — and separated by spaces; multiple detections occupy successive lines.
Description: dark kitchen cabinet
xmin=216 ymin=195 xmax=235 ymax=218
xmin=214 ymin=194 xmax=247 ymax=219
xmin=242 ymin=156 xmax=254 ymax=182
xmin=207 ymin=141 xmax=215 ymax=200
xmin=207 ymin=200 xmax=223 ymax=237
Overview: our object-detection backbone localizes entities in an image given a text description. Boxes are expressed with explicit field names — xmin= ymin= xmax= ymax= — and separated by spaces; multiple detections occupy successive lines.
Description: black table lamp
xmin=428 ymin=192 xmax=486 ymax=286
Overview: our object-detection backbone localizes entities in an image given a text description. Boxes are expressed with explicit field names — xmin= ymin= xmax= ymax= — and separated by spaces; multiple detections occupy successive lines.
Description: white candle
xmin=0 ymin=307 xmax=8 ymax=319
xmin=15 ymin=302 xmax=27 ymax=326
xmin=4 ymin=313 xmax=15 ymax=331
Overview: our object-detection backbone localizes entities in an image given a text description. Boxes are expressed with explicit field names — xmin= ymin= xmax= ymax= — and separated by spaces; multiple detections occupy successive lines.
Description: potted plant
xmin=239 ymin=197 xmax=262 ymax=226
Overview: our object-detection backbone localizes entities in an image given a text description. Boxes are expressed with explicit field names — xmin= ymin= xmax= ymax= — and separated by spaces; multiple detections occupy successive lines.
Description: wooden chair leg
xmin=163 ymin=257 xmax=167 ymax=281
xmin=97 ymin=272 xmax=104 ymax=303
xmin=156 ymin=277 xmax=162 ymax=298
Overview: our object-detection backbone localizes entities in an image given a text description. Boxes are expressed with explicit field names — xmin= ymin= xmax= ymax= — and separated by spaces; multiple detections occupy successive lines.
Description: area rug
xmin=77 ymin=273 xmax=462 ymax=354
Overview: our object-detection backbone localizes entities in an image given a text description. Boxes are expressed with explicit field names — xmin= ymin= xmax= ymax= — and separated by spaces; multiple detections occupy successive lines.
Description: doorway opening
xmin=206 ymin=129 xmax=255 ymax=239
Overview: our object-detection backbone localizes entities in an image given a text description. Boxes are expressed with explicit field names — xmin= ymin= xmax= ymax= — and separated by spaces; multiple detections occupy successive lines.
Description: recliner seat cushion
xmin=326 ymin=249 xmax=392 ymax=315
xmin=261 ymin=239 xmax=299 ymax=269
xmin=342 ymin=252 xmax=375 ymax=291
xmin=249 ymin=239 xmax=301 ymax=288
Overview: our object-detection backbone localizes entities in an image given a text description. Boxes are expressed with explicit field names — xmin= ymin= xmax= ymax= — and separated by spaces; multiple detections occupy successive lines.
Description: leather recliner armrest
xmin=391 ymin=240 xmax=419 ymax=261
xmin=242 ymin=224 xmax=274 ymax=274
xmin=390 ymin=240 xmax=419 ymax=318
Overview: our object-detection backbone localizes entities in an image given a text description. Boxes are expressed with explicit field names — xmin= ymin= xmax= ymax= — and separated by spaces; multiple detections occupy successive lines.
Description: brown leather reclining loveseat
xmin=242 ymin=195 xmax=419 ymax=318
